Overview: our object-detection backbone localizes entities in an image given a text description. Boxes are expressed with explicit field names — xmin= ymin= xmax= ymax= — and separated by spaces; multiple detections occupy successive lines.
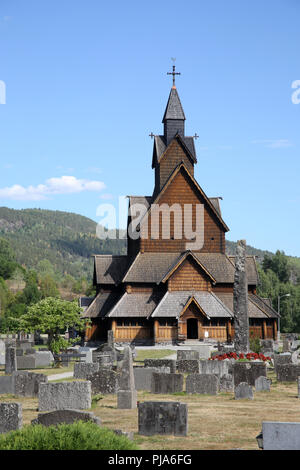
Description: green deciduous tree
xmin=18 ymin=297 xmax=87 ymax=353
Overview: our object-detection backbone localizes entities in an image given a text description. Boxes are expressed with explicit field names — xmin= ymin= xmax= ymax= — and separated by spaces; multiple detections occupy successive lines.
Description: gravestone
xmin=219 ymin=374 xmax=234 ymax=392
xmin=255 ymin=376 xmax=271 ymax=392
xmin=260 ymin=339 xmax=274 ymax=353
xmin=38 ymin=381 xmax=91 ymax=411
xmin=117 ymin=346 xmax=137 ymax=409
xmin=0 ymin=402 xmax=22 ymax=434
xmin=107 ymin=330 xmax=114 ymax=348
xmin=0 ymin=375 xmax=14 ymax=394
xmin=74 ymin=362 xmax=99 ymax=380
xmin=186 ymin=374 xmax=219 ymax=395
xmin=32 ymin=409 xmax=101 ymax=427
xmin=273 ymin=353 xmax=292 ymax=372
xmin=233 ymin=361 xmax=267 ymax=386
xmin=0 ymin=339 xmax=5 ymax=365
xmin=177 ymin=350 xmax=200 ymax=361
xmin=283 ymin=338 xmax=291 ymax=353
xmin=276 ymin=364 xmax=300 ymax=382
xmin=138 ymin=401 xmax=188 ymax=436
xmin=134 ymin=367 xmax=170 ymax=391
xmin=12 ymin=371 xmax=48 ymax=397
xmin=5 ymin=346 xmax=17 ymax=374
xmin=233 ymin=240 xmax=249 ymax=354
xmin=144 ymin=359 xmax=176 ymax=374
xmin=189 ymin=344 xmax=213 ymax=360
xmin=78 ymin=347 xmax=93 ymax=363
xmin=151 ymin=373 xmax=183 ymax=394
xmin=34 ymin=351 xmax=54 ymax=368
xmin=16 ymin=355 xmax=36 ymax=369
xmin=262 ymin=421 xmax=300 ymax=450
xmin=97 ymin=354 xmax=113 ymax=367
xmin=199 ymin=359 xmax=229 ymax=377
xmin=87 ymin=369 xmax=118 ymax=394
xmin=234 ymin=382 xmax=254 ymax=400
xmin=176 ymin=360 xmax=200 ymax=374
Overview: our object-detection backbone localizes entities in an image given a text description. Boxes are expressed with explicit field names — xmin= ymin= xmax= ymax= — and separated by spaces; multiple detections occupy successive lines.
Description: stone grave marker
xmin=0 ymin=402 xmax=22 ymax=434
xmin=186 ymin=373 xmax=219 ymax=395
xmin=5 ymin=346 xmax=17 ymax=374
xmin=234 ymin=382 xmax=254 ymax=400
xmin=151 ymin=373 xmax=183 ymax=394
xmin=255 ymin=376 xmax=271 ymax=392
xmin=38 ymin=381 xmax=91 ymax=411
xmin=138 ymin=401 xmax=188 ymax=436
xmin=117 ymin=346 xmax=137 ymax=409
xmin=32 ymin=409 xmax=101 ymax=427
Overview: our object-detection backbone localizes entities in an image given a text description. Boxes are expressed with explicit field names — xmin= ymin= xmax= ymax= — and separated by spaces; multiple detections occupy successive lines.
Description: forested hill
xmin=0 ymin=207 xmax=127 ymax=280
xmin=0 ymin=206 xmax=298 ymax=281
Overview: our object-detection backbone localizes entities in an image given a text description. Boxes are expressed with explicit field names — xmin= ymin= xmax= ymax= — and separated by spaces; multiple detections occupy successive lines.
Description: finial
xmin=167 ymin=58 xmax=181 ymax=88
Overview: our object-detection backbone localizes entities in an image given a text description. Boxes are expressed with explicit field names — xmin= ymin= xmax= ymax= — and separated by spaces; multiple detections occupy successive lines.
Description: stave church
xmin=82 ymin=67 xmax=279 ymax=345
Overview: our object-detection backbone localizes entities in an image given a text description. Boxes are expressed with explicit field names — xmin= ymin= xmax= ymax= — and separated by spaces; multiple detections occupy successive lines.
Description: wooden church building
xmin=83 ymin=70 xmax=279 ymax=344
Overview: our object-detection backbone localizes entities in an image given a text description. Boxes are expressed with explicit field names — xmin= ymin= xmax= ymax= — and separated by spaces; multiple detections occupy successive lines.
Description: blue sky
xmin=0 ymin=0 xmax=299 ymax=256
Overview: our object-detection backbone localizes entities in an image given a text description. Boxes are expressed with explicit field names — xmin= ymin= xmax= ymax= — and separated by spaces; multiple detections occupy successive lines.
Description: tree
xmin=40 ymin=275 xmax=60 ymax=299
xmin=262 ymin=250 xmax=290 ymax=283
xmin=18 ymin=297 xmax=87 ymax=353
xmin=0 ymin=238 xmax=17 ymax=279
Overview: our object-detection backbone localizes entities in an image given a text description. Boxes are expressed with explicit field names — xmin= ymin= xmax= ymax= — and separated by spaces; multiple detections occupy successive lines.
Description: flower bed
xmin=210 ymin=352 xmax=272 ymax=362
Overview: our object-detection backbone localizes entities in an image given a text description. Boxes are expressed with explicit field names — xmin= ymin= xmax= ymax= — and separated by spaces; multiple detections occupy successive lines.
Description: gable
xmin=141 ymin=165 xmax=228 ymax=253
xmin=168 ymin=257 xmax=212 ymax=291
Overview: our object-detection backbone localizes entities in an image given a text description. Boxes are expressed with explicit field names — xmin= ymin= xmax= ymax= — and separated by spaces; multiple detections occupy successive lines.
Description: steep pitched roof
xmin=107 ymin=290 xmax=163 ymax=318
xmin=162 ymin=87 xmax=186 ymax=122
xmin=94 ymin=255 xmax=128 ymax=285
xmin=81 ymin=291 xmax=121 ymax=318
xmin=215 ymin=292 xmax=278 ymax=319
xmin=150 ymin=291 xmax=233 ymax=319
xmin=160 ymin=251 xmax=217 ymax=284
xmin=122 ymin=251 xmax=257 ymax=286
xmin=152 ymin=134 xmax=197 ymax=168
xmin=143 ymin=162 xmax=229 ymax=232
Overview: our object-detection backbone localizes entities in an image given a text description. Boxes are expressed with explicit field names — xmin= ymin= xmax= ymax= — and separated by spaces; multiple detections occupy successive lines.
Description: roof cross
xmin=193 ymin=133 xmax=199 ymax=140
xmin=149 ymin=132 xmax=155 ymax=139
xmin=167 ymin=59 xmax=181 ymax=88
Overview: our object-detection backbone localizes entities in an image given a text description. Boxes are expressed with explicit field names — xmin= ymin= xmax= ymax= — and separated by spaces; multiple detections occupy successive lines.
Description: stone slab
xmin=234 ymin=382 xmax=254 ymax=400
xmin=276 ymin=364 xmax=300 ymax=382
xmin=144 ymin=359 xmax=176 ymax=374
xmin=255 ymin=376 xmax=271 ymax=392
xmin=31 ymin=409 xmax=101 ymax=427
xmin=198 ymin=359 xmax=229 ymax=377
xmin=186 ymin=373 xmax=219 ymax=395
xmin=176 ymin=360 xmax=200 ymax=374
xmin=74 ymin=362 xmax=100 ymax=380
xmin=151 ymin=373 xmax=183 ymax=394
xmin=138 ymin=401 xmax=188 ymax=436
xmin=87 ymin=369 xmax=118 ymax=394
xmin=38 ymin=381 xmax=91 ymax=411
xmin=12 ymin=371 xmax=48 ymax=397
xmin=0 ymin=375 xmax=14 ymax=395
xmin=262 ymin=421 xmax=300 ymax=450
xmin=16 ymin=355 xmax=36 ymax=370
xmin=233 ymin=361 xmax=267 ymax=386
xmin=177 ymin=350 xmax=200 ymax=361
xmin=134 ymin=367 xmax=170 ymax=391
xmin=0 ymin=402 xmax=22 ymax=434
xmin=117 ymin=390 xmax=137 ymax=409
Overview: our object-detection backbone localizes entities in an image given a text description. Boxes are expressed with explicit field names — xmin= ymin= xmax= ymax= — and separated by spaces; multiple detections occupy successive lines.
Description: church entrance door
xmin=187 ymin=318 xmax=198 ymax=339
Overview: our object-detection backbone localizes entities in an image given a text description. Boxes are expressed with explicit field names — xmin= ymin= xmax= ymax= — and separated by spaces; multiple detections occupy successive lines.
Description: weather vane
xmin=167 ymin=58 xmax=181 ymax=88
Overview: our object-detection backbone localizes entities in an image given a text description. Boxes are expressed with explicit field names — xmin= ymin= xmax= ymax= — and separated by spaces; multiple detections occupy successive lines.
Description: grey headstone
xmin=273 ymin=353 xmax=292 ymax=372
xmin=176 ymin=360 xmax=200 ymax=374
xmin=117 ymin=390 xmax=137 ymax=409
xmin=260 ymin=339 xmax=274 ymax=353
xmin=151 ymin=373 xmax=183 ymax=394
xmin=0 ymin=375 xmax=14 ymax=394
xmin=234 ymin=382 xmax=254 ymax=400
xmin=144 ymin=359 xmax=176 ymax=373
xmin=233 ymin=240 xmax=249 ymax=353
xmin=0 ymin=402 xmax=22 ymax=433
xmin=134 ymin=367 xmax=170 ymax=391
xmin=186 ymin=374 xmax=219 ymax=395
xmin=255 ymin=376 xmax=271 ymax=392
xmin=38 ymin=381 xmax=91 ymax=411
xmin=34 ymin=351 xmax=54 ymax=368
xmin=138 ymin=401 xmax=188 ymax=436
xmin=16 ymin=355 xmax=36 ymax=369
xmin=189 ymin=344 xmax=213 ymax=359
xmin=276 ymin=364 xmax=300 ymax=382
xmin=87 ymin=369 xmax=118 ymax=394
xmin=107 ymin=330 xmax=114 ymax=348
xmin=0 ymin=340 xmax=5 ymax=365
xmin=117 ymin=346 xmax=135 ymax=391
xmin=177 ymin=350 xmax=200 ymax=361
xmin=12 ymin=371 xmax=48 ymax=397
xmin=199 ymin=359 xmax=229 ymax=377
xmin=283 ymin=338 xmax=291 ymax=353
xmin=262 ymin=421 xmax=300 ymax=450
xmin=5 ymin=347 xmax=17 ymax=374
xmin=219 ymin=374 xmax=234 ymax=392
xmin=233 ymin=361 xmax=267 ymax=386
xmin=31 ymin=409 xmax=101 ymax=427
xmin=74 ymin=362 xmax=99 ymax=379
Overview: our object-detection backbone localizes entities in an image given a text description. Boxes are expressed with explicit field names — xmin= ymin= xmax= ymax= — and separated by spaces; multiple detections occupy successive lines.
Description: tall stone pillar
xmin=117 ymin=346 xmax=137 ymax=409
xmin=233 ymin=239 xmax=249 ymax=353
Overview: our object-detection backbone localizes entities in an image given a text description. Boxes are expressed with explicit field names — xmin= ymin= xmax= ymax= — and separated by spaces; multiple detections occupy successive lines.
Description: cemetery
xmin=2 ymin=332 xmax=300 ymax=450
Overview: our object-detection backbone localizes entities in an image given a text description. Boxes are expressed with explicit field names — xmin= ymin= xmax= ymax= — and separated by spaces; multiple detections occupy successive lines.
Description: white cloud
xmin=0 ymin=175 xmax=106 ymax=201
xmin=251 ymin=139 xmax=293 ymax=148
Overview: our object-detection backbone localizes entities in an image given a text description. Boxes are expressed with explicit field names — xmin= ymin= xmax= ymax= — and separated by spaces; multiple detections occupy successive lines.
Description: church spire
xmin=162 ymin=62 xmax=186 ymax=145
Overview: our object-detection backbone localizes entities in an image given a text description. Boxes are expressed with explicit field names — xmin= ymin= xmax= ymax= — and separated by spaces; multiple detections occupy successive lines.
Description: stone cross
xmin=233 ymin=239 xmax=249 ymax=354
